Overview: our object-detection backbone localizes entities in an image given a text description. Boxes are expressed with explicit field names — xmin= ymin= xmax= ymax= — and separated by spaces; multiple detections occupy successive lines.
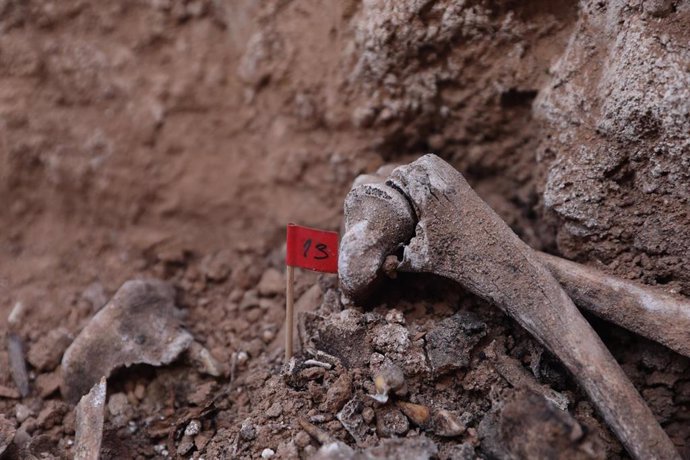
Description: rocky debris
xmin=337 ymin=398 xmax=369 ymax=445
xmin=7 ymin=333 xmax=30 ymax=397
xmin=303 ymin=309 xmax=371 ymax=368
xmin=375 ymin=406 xmax=408 ymax=437
xmin=74 ymin=377 xmax=106 ymax=460
xmin=35 ymin=370 xmax=61 ymax=398
xmin=27 ymin=327 xmax=72 ymax=371
xmin=108 ymin=392 xmax=134 ymax=428
xmin=397 ymin=401 xmax=430 ymax=427
xmin=0 ymin=414 xmax=16 ymax=456
xmin=425 ymin=312 xmax=486 ymax=374
xmin=15 ymin=404 xmax=31 ymax=424
xmin=479 ymin=390 xmax=605 ymax=459
xmin=61 ymin=279 xmax=194 ymax=403
xmin=324 ymin=372 xmax=353 ymax=412
xmin=430 ymin=409 xmax=466 ymax=438
xmin=187 ymin=341 xmax=227 ymax=377
xmin=200 ymin=250 xmax=233 ymax=282
xmin=80 ymin=282 xmax=108 ymax=312
xmin=0 ymin=385 xmax=20 ymax=399
xmin=313 ymin=436 xmax=439 ymax=460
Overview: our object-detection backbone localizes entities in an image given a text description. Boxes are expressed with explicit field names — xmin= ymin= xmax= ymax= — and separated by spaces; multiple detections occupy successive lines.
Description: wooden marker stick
xmin=285 ymin=265 xmax=295 ymax=361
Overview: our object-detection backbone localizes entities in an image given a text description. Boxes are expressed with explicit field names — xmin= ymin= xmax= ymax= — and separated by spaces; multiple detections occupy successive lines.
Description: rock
xmin=36 ymin=401 xmax=68 ymax=430
xmin=0 ymin=385 xmax=20 ymax=399
xmin=430 ymin=409 xmax=465 ymax=437
xmin=311 ymin=441 xmax=355 ymax=460
xmin=187 ymin=341 xmax=226 ymax=377
xmin=257 ymin=268 xmax=284 ymax=296
xmin=370 ymin=322 xmax=410 ymax=355
xmin=425 ymin=312 xmax=486 ymax=374
xmin=266 ymin=401 xmax=283 ymax=418
xmin=261 ymin=447 xmax=275 ymax=458
xmin=177 ymin=435 xmax=195 ymax=456
xmin=27 ymin=327 xmax=72 ymax=371
xmin=295 ymin=430 xmax=311 ymax=448
xmin=375 ymin=406 xmax=409 ymax=437
xmin=184 ymin=420 xmax=201 ymax=436
xmin=35 ymin=370 xmax=61 ymax=398
xmin=324 ymin=373 xmax=352 ymax=412
xmin=239 ymin=420 xmax=256 ymax=441
xmin=15 ymin=404 xmax=31 ymax=424
xmin=61 ymin=279 xmax=194 ymax=403
xmin=80 ymin=282 xmax=108 ymax=311
xmin=0 ymin=414 xmax=16 ymax=456
xmin=74 ymin=378 xmax=106 ymax=460
xmin=337 ymin=398 xmax=368 ymax=444
xmin=371 ymin=357 xmax=405 ymax=403
xmin=302 ymin=309 xmax=370 ymax=368
xmin=397 ymin=401 xmax=430 ymax=426
xmin=188 ymin=381 xmax=216 ymax=406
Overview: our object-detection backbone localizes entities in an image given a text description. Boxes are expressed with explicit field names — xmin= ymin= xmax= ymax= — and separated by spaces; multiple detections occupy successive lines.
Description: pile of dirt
xmin=0 ymin=0 xmax=688 ymax=458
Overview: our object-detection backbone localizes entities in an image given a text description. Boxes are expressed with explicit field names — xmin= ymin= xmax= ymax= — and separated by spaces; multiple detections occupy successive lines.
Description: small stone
xmin=134 ymin=383 xmax=146 ymax=400
xmin=246 ymin=307 xmax=263 ymax=323
xmin=426 ymin=312 xmax=486 ymax=375
xmin=266 ymin=402 xmax=283 ymax=418
xmin=236 ymin=351 xmax=249 ymax=366
xmin=35 ymin=370 xmax=61 ymax=398
xmin=362 ymin=406 xmax=375 ymax=424
xmin=184 ymin=420 xmax=201 ymax=436
xmin=108 ymin=393 xmax=130 ymax=417
xmin=300 ymin=367 xmax=326 ymax=381
xmin=324 ymin=373 xmax=352 ymax=412
xmin=27 ymin=327 xmax=72 ymax=371
xmin=188 ymin=381 xmax=216 ymax=406
xmin=240 ymin=290 xmax=260 ymax=310
xmin=257 ymin=268 xmax=284 ymax=296
xmin=261 ymin=447 xmax=275 ymax=459
xmin=261 ymin=329 xmax=276 ymax=344
xmin=337 ymin=399 xmax=367 ymax=444
xmin=376 ymin=406 xmax=409 ymax=437
xmin=15 ymin=404 xmax=31 ymax=423
xmin=0 ymin=385 xmax=20 ymax=399
xmin=239 ymin=420 xmax=256 ymax=440
xmin=397 ymin=401 xmax=431 ymax=426
xmin=80 ymin=282 xmax=108 ymax=311
xmin=37 ymin=401 xmax=68 ymax=430
xmin=200 ymin=250 xmax=233 ymax=281
xmin=195 ymin=431 xmax=211 ymax=450
xmin=177 ymin=435 xmax=195 ymax=456
xmin=188 ymin=341 xmax=226 ymax=377
xmin=371 ymin=358 xmax=405 ymax=403
xmin=295 ymin=430 xmax=311 ymax=448
xmin=431 ymin=409 xmax=465 ymax=437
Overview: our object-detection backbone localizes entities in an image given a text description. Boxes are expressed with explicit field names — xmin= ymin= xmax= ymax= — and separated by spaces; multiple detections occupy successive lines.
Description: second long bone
xmin=339 ymin=154 xmax=680 ymax=460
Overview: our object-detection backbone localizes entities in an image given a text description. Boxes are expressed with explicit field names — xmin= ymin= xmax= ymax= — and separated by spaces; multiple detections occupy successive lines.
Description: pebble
xmin=185 ymin=419 xmax=201 ymax=436
xmin=236 ymin=351 xmax=249 ymax=366
xmin=375 ymin=406 xmax=409 ymax=437
xmin=261 ymin=329 xmax=276 ymax=343
xmin=246 ymin=308 xmax=263 ymax=323
xmin=397 ymin=401 xmax=430 ymax=426
xmin=266 ymin=402 xmax=283 ymax=418
xmin=177 ymin=435 xmax=195 ymax=456
xmin=362 ymin=406 xmax=375 ymax=424
xmin=324 ymin=373 xmax=352 ymax=412
xmin=294 ymin=430 xmax=311 ymax=448
xmin=15 ymin=404 xmax=31 ymax=423
xmin=261 ymin=448 xmax=275 ymax=459
xmin=134 ymin=383 xmax=146 ymax=400
xmin=431 ymin=409 xmax=466 ymax=437
xmin=257 ymin=268 xmax=284 ymax=296
xmin=27 ymin=327 xmax=73 ymax=371
xmin=36 ymin=370 xmax=61 ymax=398
xmin=239 ymin=420 xmax=256 ymax=441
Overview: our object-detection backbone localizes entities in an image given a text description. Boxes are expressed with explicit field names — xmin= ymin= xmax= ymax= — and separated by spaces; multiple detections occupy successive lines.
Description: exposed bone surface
xmin=61 ymin=279 xmax=193 ymax=403
xmin=74 ymin=377 xmax=106 ymax=460
xmin=340 ymin=154 xmax=680 ymax=459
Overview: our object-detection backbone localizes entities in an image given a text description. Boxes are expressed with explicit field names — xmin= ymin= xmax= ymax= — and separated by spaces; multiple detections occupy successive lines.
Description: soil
xmin=0 ymin=1 xmax=688 ymax=459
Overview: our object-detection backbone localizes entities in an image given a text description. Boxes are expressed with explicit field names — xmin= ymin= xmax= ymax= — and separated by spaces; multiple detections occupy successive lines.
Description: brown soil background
xmin=0 ymin=1 xmax=688 ymax=459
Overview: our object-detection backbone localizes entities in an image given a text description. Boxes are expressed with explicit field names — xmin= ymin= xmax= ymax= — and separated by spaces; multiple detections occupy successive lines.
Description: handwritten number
xmin=314 ymin=243 xmax=329 ymax=260
xmin=303 ymin=239 xmax=329 ymax=260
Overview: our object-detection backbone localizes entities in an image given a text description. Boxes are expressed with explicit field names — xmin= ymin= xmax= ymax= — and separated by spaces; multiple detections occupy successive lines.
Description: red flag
xmin=286 ymin=223 xmax=339 ymax=273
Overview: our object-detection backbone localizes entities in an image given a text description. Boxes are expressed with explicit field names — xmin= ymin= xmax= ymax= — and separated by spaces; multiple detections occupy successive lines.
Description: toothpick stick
xmin=285 ymin=265 xmax=295 ymax=360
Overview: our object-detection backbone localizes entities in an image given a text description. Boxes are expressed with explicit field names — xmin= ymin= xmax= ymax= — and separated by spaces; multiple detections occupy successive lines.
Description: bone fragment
xmin=340 ymin=154 xmax=680 ymax=460
xmin=536 ymin=251 xmax=690 ymax=358
xmin=61 ymin=279 xmax=193 ymax=403
xmin=7 ymin=333 xmax=30 ymax=398
xmin=74 ymin=377 xmax=106 ymax=460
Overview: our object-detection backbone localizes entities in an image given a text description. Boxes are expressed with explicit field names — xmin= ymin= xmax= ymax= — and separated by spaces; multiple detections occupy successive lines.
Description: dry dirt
xmin=0 ymin=1 xmax=688 ymax=459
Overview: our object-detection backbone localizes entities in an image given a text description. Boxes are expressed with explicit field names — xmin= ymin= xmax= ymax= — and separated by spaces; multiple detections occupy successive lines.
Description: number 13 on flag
xmin=284 ymin=223 xmax=339 ymax=361
xmin=286 ymin=223 xmax=339 ymax=273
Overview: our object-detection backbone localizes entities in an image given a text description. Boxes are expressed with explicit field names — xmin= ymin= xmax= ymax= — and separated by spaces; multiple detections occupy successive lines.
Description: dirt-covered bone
xmin=340 ymin=154 xmax=680 ymax=460
xmin=61 ymin=279 xmax=194 ymax=404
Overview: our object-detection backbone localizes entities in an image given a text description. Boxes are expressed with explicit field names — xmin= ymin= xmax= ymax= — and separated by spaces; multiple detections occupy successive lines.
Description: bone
xmin=61 ymin=279 xmax=193 ymax=403
xmin=341 ymin=163 xmax=690 ymax=358
xmin=535 ymin=251 xmax=690 ymax=358
xmin=74 ymin=377 xmax=106 ymax=460
xmin=340 ymin=154 xmax=680 ymax=460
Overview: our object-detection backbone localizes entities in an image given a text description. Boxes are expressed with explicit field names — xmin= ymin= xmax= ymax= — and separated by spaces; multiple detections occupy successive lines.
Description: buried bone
xmin=340 ymin=154 xmax=681 ymax=460
xmin=61 ymin=279 xmax=194 ymax=403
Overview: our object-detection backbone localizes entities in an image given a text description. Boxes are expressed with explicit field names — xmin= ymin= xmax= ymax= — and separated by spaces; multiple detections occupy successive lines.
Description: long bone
xmin=339 ymin=154 xmax=680 ymax=460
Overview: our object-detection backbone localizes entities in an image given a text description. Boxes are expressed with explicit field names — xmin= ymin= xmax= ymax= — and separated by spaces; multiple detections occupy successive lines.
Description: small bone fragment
xmin=7 ymin=333 xmax=30 ymax=398
xmin=74 ymin=377 xmax=106 ymax=460
xmin=536 ymin=252 xmax=690 ymax=358
xmin=0 ymin=414 xmax=16 ymax=456
xmin=340 ymin=154 xmax=680 ymax=460
xmin=61 ymin=279 xmax=193 ymax=403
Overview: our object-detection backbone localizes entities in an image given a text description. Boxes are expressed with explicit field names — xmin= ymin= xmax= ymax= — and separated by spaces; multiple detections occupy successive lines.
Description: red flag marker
xmin=285 ymin=224 xmax=339 ymax=360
